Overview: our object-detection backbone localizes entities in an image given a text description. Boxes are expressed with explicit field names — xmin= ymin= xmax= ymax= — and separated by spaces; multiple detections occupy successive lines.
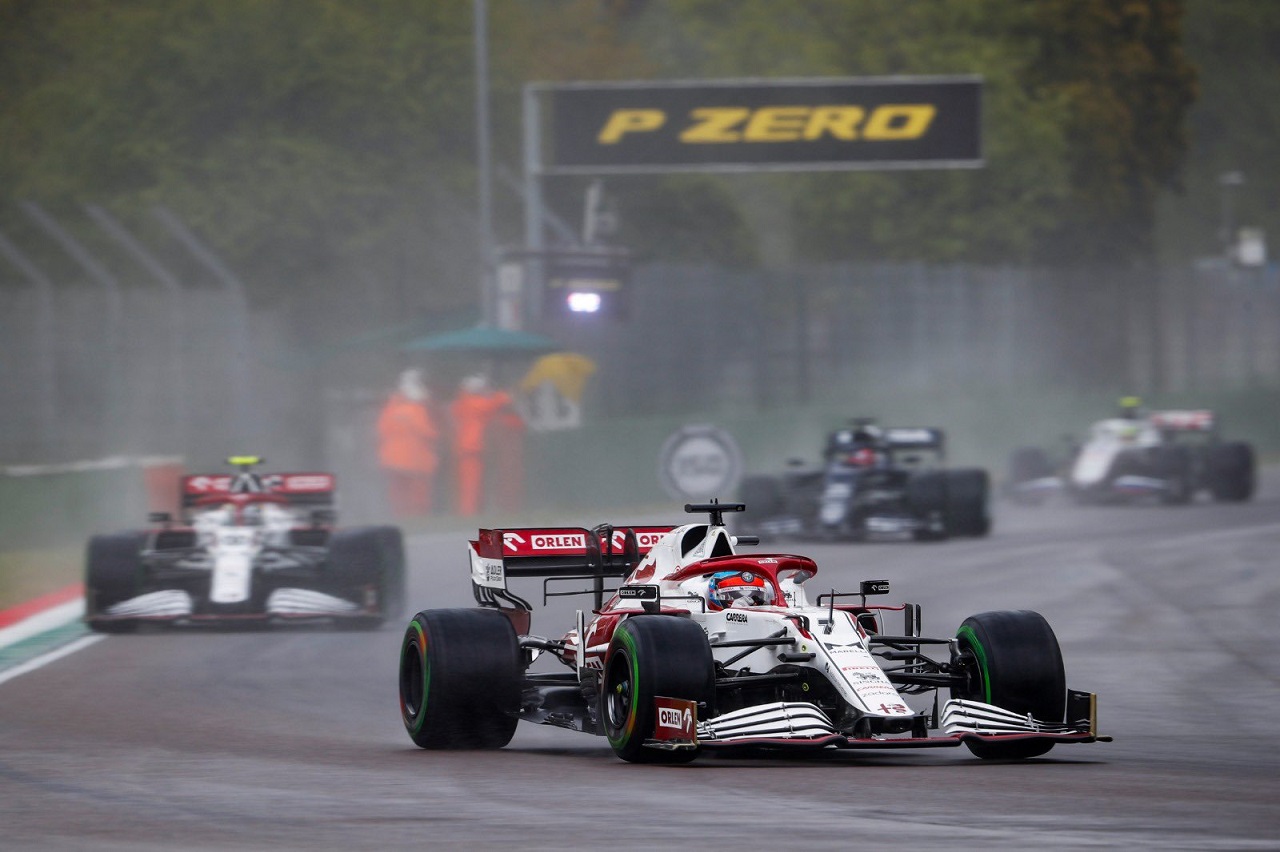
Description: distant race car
xmin=1006 ymin=408 xmax=1256 ymax=505
xmin=84 ymin=456 xmax=405 ymax=631
xmin=734 ymin=419 xmax=991 ymax=541
xmin=398 ymin=501 xmax=1107 ymax=763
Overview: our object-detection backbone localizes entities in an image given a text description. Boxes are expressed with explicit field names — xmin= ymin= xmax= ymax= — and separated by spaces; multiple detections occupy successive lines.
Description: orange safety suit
xmin=377 ymin=392 xmax=439 ymax=516
xmin=449 ymin=389 xmax=512 ymax=516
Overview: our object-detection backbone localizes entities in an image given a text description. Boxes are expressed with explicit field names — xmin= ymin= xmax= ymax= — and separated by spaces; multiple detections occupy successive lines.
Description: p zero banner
xmin=539 ymin=76 xmax=982 ymax=174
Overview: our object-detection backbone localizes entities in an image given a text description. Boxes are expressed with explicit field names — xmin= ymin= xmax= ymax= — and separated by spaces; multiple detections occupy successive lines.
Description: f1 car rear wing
xmin=1148 ymin=410 xmax=1216 ymax=433
xmin=882 ymin=427 xmax=946 ymax=451
xmin=469 ymin=524 xmax=673 ymax=610
xmin=181 ymin=472 xmax=336 ymax=509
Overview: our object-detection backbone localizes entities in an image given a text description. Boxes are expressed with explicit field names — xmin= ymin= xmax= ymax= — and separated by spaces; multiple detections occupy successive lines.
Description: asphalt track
xmin=2 ymin=471 xmax=1278 ymax=851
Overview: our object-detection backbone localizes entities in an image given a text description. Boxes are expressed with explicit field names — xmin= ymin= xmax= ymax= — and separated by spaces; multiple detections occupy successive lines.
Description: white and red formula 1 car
xmin=398 ymin=501 xmax=1108 ymax=762
xmin=85 ymin=457 xmax=405 ymax=631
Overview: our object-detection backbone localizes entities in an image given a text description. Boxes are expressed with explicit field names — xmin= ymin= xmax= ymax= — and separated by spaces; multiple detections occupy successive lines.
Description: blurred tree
xmin=618 ymin=0 xmax=1195 ymax=267
xmin=1016 ymin=0 xmax=1198 ymax=264
xmin=1154 ymin=0 xmax=1280 ymax=262
xmin=0 ymin=0 xmax=1240 ymax=321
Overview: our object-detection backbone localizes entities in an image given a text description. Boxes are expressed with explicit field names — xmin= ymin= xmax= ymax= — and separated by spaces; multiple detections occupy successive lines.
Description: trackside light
xmin=566 ymin=291 xmax=603 ymax=313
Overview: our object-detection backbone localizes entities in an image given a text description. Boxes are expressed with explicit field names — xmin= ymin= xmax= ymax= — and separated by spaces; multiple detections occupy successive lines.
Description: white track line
xmin=0 ymin=596 xmax=102 ymax=687
xmin=0 ymin=634 xmax=104 ymax=686
xmin=0 ymin=598 xmax=85 ymax=647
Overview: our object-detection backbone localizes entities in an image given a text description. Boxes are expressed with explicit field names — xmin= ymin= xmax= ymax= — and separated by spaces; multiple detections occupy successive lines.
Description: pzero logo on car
xmin=539 ymin=76 xmax=982 ymax=174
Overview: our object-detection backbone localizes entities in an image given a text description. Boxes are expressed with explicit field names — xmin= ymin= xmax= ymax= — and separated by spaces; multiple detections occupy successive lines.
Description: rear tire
xmin=1207 ymin=442 xmax=1256 ymax=503
xmin=399 ymin=608 xmax=521 ymax=749
xmin=84 ymin=532 xmax=146 ymax=633
xmin=736 ymin=475 xmax=784 ymax=537
xmin=944 ymin=468 xmax=991 ymax=536
xmin=953 ymin=610 xmax=1066 ymax=759
xmin=1154 ymin=446 xmax=1193 ymax=505
xmin=906 ymin=471 xmax=948 ymax=541
xmin=601 ymin=616 xmax=715 ymax=764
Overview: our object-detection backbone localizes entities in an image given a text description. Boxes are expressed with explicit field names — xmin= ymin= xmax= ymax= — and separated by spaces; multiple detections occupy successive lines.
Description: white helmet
xmin=398 ymin=368 xmax=428 ymax=401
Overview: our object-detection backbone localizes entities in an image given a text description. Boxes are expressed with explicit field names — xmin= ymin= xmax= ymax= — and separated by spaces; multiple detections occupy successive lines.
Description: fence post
xmin=85 ymin=204 xmax=188 ymax=453
xmin=20 ymin=201 xmax=124 ymax=455
xmin=152 ymin=205 xmax=253 ymax=449
xmin=0 ymin=230 xmax=59 ymax=453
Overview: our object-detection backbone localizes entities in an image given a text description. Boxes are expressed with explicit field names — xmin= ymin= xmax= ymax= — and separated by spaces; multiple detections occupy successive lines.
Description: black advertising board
xmin=541 ymin=76 xmax=982 ymax=174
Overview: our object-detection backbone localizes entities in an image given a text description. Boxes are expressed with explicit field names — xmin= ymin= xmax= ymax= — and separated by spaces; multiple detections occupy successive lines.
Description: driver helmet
xmin=848 ymin=447 xmax=878 ymax=467
xmin=708 ymin=570 xmax=773 ymax=610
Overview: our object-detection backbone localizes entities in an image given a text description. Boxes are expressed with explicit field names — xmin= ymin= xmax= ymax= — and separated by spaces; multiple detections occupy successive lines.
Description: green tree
xmin=1017 ymin=0 xmax=1198 ymax=263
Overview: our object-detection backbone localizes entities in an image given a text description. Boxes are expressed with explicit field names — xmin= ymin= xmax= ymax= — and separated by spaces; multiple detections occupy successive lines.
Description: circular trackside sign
xmin=658 ymin=424 xmax=743 ymax=501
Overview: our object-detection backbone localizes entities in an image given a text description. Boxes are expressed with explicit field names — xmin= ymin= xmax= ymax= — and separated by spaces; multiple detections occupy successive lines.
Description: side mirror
xmin=148 ymin=511 xmax=172 ymax=525
xmin=310 ymin=508 xmax=337 ymax=524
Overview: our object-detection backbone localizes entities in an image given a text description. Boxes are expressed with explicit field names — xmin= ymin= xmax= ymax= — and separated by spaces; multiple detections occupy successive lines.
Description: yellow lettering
xmin=803 ymin=106 xmax=865 ymax=141
xmin=597 ymin=109 xmax=666 ymax=144
xmin=679 ymin=107 xmax=750 ymax=143
xmin=862 ymin=104 xmax=936 ymax=140
xmin=743 ymin=106 xmax=810 ymax=142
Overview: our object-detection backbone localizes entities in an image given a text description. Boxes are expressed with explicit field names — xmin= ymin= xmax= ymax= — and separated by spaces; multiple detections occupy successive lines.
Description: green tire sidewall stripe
xmin=956 ymin=624 xmax=992 ymax=704
xmin=403 ymin=620 xmax=430 ymax=735
xmin=606 ymin=625 xmax=640 ymax=749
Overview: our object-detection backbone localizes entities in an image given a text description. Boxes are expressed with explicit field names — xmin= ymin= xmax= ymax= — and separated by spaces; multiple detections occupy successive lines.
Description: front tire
xmin=370 ymin=525 xmax=406 ymax=620
xmin=601 ymin=616 xmax=715 ymax=764
xmin=84 ymin=532 xmax=146 ymax=633
xmin=954 ymin=610 xmax=1066 ymax=759
xmin=399 ymin=608 xmax=521 ymax=749
xmin=1006 ymin=447 xmax=1053 ymax=506
xmin=329 ymin=526 xmax=404 ymax=625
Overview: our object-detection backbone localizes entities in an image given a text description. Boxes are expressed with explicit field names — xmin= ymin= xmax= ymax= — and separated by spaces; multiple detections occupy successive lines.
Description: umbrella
xmin=401 ymin=325 xmax=561 ymax=356
xmin=519 ymin=352 xmax=597 ymax=403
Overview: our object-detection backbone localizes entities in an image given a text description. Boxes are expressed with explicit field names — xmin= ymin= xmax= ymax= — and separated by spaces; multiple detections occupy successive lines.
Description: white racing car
xmin=84 ymin=457 xmax=405 ymax=631
xmin=1007 ymin=407 xmax=1256 ymax=505
xmin=398 ymin=502 xmax=1107 ymax=762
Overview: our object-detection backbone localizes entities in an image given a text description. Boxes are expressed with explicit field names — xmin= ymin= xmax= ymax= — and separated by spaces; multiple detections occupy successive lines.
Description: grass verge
xmin=0 ymin=545 xmax=84 ymax=611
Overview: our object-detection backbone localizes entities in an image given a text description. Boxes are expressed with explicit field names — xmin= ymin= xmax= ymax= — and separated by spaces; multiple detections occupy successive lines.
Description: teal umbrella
xmin=401 ymin=325 xmax=561 ymax=356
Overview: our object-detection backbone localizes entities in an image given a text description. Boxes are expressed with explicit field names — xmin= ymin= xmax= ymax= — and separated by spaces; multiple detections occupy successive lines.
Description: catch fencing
xmin=2 ymin=253 xmax=1277 ymax=469
xmin=564 ymin=261 xmax=1280 ymax=417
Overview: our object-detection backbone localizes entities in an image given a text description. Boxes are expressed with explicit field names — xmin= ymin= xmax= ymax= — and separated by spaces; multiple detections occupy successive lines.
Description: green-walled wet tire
xmin=953 ymin=610 xmax=1066 ymax=760
xmin=399 ymin=608 xmax=521 ymax=749
xmin=601 ymin=615 xmax=715 ymax=764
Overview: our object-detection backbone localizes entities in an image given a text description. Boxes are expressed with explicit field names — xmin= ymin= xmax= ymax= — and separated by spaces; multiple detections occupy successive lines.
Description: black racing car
xmin=736 ymin=420 xmax=991 ymax=542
